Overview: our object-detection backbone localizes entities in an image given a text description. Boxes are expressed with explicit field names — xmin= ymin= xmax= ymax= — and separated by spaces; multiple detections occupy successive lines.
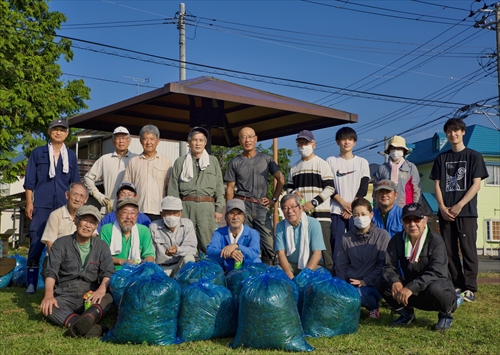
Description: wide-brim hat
xmin=385 ymin=135 xmax=409 ymax=155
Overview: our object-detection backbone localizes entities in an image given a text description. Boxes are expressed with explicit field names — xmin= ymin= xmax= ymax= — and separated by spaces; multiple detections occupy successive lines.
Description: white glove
xmin=93 ymin=190 xmax=111 ymax=207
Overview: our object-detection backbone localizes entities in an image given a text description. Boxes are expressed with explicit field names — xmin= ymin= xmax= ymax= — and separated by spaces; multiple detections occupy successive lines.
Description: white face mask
xmin=389 ymin=149 xmax=404 ymax=161
xmin=298 ymin=145 xmax=313 ymax=158
xmin=163 ymin=216 xmax=180 ymax=228
xmin=354 ymin=215 xmax=371 ymax=230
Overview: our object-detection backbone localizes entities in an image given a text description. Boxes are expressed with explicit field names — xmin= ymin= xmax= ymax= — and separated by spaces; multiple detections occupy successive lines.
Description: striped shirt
xmin=122 ymin=152 xmax=172 ymax=214
xmin=287 ymin=155 xmax=335 ymax=221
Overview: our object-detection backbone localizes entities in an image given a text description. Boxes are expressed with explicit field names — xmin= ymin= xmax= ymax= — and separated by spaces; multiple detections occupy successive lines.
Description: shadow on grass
xmin=0 ymin=286 xmax=44 ymax=322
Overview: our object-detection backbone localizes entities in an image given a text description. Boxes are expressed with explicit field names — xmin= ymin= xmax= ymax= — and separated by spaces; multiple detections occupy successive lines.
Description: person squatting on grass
xmin=377 ymin=203 xmax=459 ymax=331
xmin=40 ymin=206 xmax=115 ymax=338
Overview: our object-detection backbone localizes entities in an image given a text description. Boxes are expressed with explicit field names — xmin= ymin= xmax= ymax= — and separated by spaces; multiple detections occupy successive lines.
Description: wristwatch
xmin=271 ymin=197 xmax=278 ymax=203
xmin=311 ymin=199 xmax=318 ymax=207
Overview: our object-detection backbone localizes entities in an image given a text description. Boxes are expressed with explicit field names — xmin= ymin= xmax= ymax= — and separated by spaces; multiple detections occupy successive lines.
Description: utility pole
xmin=496 ymin=3 xmax=500 ymax=116
xmin=178 ymin=3 xmax=187 ymax=156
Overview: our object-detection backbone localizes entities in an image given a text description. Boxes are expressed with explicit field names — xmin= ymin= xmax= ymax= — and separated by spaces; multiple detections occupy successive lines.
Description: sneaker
xmin=455 ymin=288 xmax=463 ymax=294
xmin=434 ymin=313 xmax=453 ymax=331
xmin=388 ymin=307 xmax=415 ymax=327
xmin=369 ymin=308 xmax=380 ymax=319
xmin=463 ymin=290 xmax=475 ymax=303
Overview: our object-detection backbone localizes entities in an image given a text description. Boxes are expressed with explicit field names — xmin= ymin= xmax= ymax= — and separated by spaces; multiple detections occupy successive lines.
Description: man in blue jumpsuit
xmin=23 ymin=119 xmax=80 ymax=294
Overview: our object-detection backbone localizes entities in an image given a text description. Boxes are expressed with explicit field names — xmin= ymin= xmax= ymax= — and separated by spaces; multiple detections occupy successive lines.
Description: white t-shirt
xmin=326 ymin=155 xmax=370 ymax=215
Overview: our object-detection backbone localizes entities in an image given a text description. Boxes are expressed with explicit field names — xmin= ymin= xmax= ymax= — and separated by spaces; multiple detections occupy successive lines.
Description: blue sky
xmin=49 ymin=0 xmax=498 ymax=163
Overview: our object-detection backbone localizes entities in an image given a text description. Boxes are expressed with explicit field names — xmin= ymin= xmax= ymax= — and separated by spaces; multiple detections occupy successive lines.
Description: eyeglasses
xmin=282 ymin=205 xmax=300 ymax=212
xmin=118 ymin=210 xmax=138 ymax=217
xmin=228 ymin=210 xmax=244 ymax=217
xmin=403 ymin=217 xmax=424 ymax=224
xmin=240 ymin=135 xmax=256 ymax=141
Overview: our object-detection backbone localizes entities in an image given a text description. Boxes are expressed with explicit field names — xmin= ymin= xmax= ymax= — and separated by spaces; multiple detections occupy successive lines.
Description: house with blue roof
xmin=406 ymin=124 xmax=500 ymax=256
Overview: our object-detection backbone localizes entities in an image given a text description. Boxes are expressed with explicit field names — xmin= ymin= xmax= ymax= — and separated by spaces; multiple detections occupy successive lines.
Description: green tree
xmin=211 ymin=143 xmax=293 ymax=199
xmin=0 ymin=0 xmax=90 ymax=184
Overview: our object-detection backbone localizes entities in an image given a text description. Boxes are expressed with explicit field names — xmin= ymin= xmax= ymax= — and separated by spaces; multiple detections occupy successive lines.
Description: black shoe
xmin=84 ymin=324 xmax=109 ymax=338
xmin=434 ymin=313 xmax=453 ymax=331
xmin=388 ymin=308 xmax=415 ymax=327
xmin=69 ymin=305 xmax=102 ymax=337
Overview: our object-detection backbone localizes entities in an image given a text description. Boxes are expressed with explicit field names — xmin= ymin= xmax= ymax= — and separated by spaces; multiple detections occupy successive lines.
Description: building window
xmin=486 ymin=219 xmax=500 ymax=242
xmin=485 ymin=165 xmax=500 ymax=186
xmin=88 ymin=140 xmax=101 ymax=160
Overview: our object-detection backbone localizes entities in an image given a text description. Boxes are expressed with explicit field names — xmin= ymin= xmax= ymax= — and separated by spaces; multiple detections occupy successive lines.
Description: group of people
xmin=24 ymin=116 xmax=487 ymax=337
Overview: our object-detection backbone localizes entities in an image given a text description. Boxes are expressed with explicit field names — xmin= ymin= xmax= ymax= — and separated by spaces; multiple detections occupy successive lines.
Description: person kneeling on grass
xmin=40 ymin=205 xmax=115 ymax=338
xmin=335 ymin=198 xmax=390 ymax=319
xmin=377 ymin=203 xmax=459 ymax=331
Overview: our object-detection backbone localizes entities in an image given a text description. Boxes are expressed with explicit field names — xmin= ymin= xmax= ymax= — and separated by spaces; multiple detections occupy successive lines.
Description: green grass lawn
xmin=1 ymin=274 xmax=499 ymax=355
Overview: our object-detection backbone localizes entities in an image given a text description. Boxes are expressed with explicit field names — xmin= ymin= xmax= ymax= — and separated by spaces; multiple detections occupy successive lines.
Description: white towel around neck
xmin=48 ymin=142 xmax=69 ymax=178
xmin=110 ymin=220 xmax=141 ymax=261
xmin=285 ymin=212 xmax=310 ymax=270
xmin=180 ymin=149 xmax=210 ymax=182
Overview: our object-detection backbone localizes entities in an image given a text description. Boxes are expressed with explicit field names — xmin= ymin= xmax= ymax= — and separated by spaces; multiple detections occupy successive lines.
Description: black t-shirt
xmin=429 ymin=148 xmax=488 ymax=217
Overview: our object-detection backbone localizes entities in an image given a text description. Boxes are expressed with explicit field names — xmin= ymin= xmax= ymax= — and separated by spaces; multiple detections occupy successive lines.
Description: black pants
xmin=319 ymin=221 xmax=334 ymax=275
xmin=439 ymin=216 xmax=478 ymax=292
xmin=377 ymin=278 xmax=457 ymax=315
xmin=46 ymin=292 xmax=113 ymax=327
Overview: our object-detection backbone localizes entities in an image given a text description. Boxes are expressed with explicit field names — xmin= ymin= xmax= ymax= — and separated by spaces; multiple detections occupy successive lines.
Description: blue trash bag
xmin=177 ymin=279 xmax=236 ymax=342
xmin=102 ymin=269 xmax=181 ymax=346
xmin=301 ymin=277 xmax=361 ymax=338
xmin=109 ymin=262 xmax=161 ymax=307
xmin=294 ymin=267 xmax=332 ymax=315
xmin=174 ymin=257 xmax=225 ymax=290
xmin=10 ymin=254 xmax=27 ymax=287
xmin=0 ymin=270 xmax=14 ymax=288
xmin=232 ymin=269 xmax=314 ymax=352
xmin=226 ymin=263 xmax=270 ymax=305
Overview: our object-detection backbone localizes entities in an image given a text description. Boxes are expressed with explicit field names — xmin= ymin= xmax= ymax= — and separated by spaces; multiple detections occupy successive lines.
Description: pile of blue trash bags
xmin=103 ymin=258 xmax=361 ymax=351
xmin=0 ymin=254 xmax=45 ymax=290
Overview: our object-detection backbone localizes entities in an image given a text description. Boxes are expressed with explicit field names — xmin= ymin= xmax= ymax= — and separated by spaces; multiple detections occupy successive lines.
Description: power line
xmin=57 ymin=33 xmax=470 ymax=108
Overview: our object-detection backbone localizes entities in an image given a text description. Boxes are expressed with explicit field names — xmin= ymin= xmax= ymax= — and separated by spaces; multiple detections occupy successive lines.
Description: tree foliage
xmin=0 ymin=0 xmax=91 ymax=183
xmin=211 ymin=143 xmax=293 ymax=198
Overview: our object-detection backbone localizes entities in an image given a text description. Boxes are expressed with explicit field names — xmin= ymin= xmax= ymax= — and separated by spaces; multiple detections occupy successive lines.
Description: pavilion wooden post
xmin=273 ymin=137 xmax=279 ymax=234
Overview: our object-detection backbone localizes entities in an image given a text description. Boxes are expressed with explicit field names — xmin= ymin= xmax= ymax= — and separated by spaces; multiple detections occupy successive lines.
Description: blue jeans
xmin=357 ymin=286 xmax=382 ymax=311
xmin=243 ymin=200 xmax=275 ymax=265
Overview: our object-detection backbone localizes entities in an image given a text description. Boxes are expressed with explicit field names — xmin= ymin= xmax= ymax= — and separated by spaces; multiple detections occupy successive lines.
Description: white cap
xmin=113 ymin=126 xmax=130 ymax=136
xmin=161 ymin=196 xmax=183 ymax=211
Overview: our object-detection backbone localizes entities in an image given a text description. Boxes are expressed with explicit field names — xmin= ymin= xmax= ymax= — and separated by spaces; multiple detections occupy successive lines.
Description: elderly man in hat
xmin=372 ymin=179 xmax=403 ymax=238
xmin=24 ymin=119 xmax=81 ymax=294
xmin=207 ymin=199 xmax=261 ymax=273
xmin=99 ymin=197 xmax=155 ymax=270
xmin=149 ymin=196 xmax=197 ymax=277
xmin=275 ymin=194 xmax=326 ymax=280
xmin=168 ymin=127 xmax=225 ymax=255
xmin=41 ymin=205 xmax=115 ymax=338
xmin=373 ymin=135 xmax=421 ymax=208
xmin=377 ymin=203 xmax=458 ymax=331
xmin=95 ymin=182 xmax=151 ymax=234
xmin=123 ymin=124 xmax=171 ymax=222
xmin=84 ymin=126 xmax=137 ymax=212
xmin=287 ymin=129 xmax=334 ymax=274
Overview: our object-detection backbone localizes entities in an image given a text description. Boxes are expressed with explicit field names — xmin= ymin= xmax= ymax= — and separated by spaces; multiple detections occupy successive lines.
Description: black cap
xmin=49 ymin=119 xmax=69 ymax=130
xmin=402 ymin=203 xmax=425 ymax=219
xmin=117 ymin=182 xmax=137 ymax=196
xmin=189 ymin=126 xmax=209 ymax=138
